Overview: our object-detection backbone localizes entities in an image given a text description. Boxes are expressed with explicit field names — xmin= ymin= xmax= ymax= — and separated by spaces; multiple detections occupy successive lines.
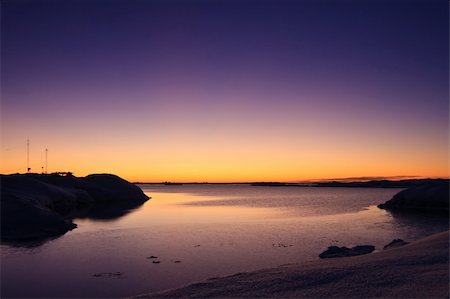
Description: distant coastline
xmin=134 ymin=178 xmax=449 ymax=189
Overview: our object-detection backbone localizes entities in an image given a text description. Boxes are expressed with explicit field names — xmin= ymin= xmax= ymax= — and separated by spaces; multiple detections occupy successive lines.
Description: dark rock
xmin=383 ymin=239 xmax=409 ymax=250
xmin=351 ymin=245 xmax=376 ymax=254
xmin=319 ymin=245 xmax=375 ymax=258
xmin=92 ymin=272 xmax=123 ymax=278
xmin=152 ymin=261 xmax=161 ymax=264
xmin=81 ymin=174 xmax=149 ymax=203
xmin=319 ymin=246 xmax=351 ymax=258
xmin=378 ymin=181 xmax=449 ymax=215
xmin=1 ymin=173 xmax=149 ymax=243
xmin=147 ymin=256 xmax=158 ymax=259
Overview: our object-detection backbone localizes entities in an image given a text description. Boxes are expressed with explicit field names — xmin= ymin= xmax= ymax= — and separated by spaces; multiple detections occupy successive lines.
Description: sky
xmin=1 ymin=0 xmax=449 ymax=182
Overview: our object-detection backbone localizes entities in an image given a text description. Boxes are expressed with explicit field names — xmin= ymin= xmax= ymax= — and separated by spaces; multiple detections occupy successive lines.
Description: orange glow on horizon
xmin=2 ymin=98 xmax=448 ymax=183
xmin=1 ymin=134 xmax=448 ymax=183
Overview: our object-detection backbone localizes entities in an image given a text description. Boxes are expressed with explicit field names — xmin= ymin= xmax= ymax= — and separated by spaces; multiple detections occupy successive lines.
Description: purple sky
xmin=1 ymin=0 xmax=448 ymax=181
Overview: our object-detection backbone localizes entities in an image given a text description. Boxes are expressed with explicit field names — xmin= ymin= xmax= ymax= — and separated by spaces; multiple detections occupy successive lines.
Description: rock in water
xmin=383 ymin=239 xmax=409 ymax=250
xmin=319 ymin=245 xmax=375 ymax=258
xmin=319 ymin=246 xmax=351 ymax=258
xmin=351 ymin=245 xmax=376 ymax=255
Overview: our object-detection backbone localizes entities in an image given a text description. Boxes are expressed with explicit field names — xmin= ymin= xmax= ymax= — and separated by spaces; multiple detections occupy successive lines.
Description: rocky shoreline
xmin=1 ymin=173 xmax=149 ymax=242
xmin=377 ymin=181 xmax=449 ymax=214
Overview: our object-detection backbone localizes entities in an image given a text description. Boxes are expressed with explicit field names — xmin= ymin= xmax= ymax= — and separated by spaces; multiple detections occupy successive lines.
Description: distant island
xmin=314 ymin=178 xmax=449 ymax=188
xmin=1 ymin=173 xmax=149 ymax=243
xmin=135 ymin=178 xmax=449 ymax=189
xmin=252 ymin=178 xmax=449 ymax=188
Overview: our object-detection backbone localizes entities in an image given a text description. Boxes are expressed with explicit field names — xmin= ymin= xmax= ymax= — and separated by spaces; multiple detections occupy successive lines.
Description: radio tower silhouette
xmin=27 ymin=139 xmax=30 ymax=173
xmin=45 ymin=148 xmax=48 ymax=174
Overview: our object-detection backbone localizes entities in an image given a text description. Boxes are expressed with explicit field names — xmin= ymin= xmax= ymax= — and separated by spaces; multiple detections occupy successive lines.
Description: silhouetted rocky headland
xmin=1 ymin=173 xmax=149 ymax=242
xmin=377 ymin=180 xmax=449 ymax=215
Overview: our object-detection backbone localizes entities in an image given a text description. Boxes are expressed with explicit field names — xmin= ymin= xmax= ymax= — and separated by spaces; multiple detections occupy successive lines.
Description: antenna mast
xmin=45 ymin=148 xmax=48 ymax=174
xmin=27 ymin=139 xmax=30 ymax=173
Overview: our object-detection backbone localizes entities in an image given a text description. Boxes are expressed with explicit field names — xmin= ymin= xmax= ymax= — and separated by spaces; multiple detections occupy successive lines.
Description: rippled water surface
xmin=2 ymin=185 xmax=448 ymax=298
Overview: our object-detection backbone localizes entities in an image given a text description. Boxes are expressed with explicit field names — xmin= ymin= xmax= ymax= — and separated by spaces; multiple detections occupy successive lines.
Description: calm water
xmin=1 ymin=185 xmax=448 ymax=298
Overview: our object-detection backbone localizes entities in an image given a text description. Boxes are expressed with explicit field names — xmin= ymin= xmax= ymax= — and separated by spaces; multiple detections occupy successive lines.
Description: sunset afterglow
xmin=1 ymin=0 xmax=448 ymax=182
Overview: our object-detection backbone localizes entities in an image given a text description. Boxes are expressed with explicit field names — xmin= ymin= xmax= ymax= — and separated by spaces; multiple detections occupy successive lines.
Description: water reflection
xmin=73 ymin=200 xmax=147 ymax=222
xmin=2 ymin=200 xmax=147 ymax=248
xmin=1 ymin=235 xmax=62 ymax=249
xmin=154 ymin=185 xmax=406 ymax=217
xmin=2 ymin=186 xmax=448 ymax=298
xmin=384 ymin=210 xmax=449 ymax=239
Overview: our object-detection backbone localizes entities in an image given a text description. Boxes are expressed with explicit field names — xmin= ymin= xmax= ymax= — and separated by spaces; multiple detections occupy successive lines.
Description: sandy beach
xmin=136 ymin=230 xmax=449 ymax=298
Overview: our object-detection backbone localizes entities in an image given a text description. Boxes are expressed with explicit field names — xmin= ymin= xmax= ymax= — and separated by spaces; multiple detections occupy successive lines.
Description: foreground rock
xmin=319 ymin=245 xmax=375 ymax=258
xmin=134 ymin=231 xmax=449 ymax=298
xmin=383 ymin=239 xmax=408 ymax=250
xmin=1 ymin=173 xmax=149 ymax=242
xmin=378 ymin=180 xmax=449 ymax=215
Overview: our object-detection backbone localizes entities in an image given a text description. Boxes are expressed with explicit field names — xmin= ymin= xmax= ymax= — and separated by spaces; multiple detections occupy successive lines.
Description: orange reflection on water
xmin=102 ymin=192 xmax=278 ymax=228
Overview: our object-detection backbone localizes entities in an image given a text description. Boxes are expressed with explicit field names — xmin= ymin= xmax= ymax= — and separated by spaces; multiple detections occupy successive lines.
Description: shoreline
xmin=134 ymin=230 xmax=449 ymax=298
xmin=1 ymin=173 xmax=149 ymax=243
xmin=133 ymin=178 xmax=449 ymax=189
xmin=134 ymin=181 xmax=449 ymax=298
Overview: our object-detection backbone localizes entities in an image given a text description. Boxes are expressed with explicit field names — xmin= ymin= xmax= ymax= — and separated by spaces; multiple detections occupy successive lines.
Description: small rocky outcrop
xmin=1 ymin=173 xmax=149 ymax=242
xmin=319 ymin=245 xmax=375 ymax=258
xmin=383 ymin=239 xmax=408 ymax=250
xmin=378 ymin=181 xmax=449 ymax=215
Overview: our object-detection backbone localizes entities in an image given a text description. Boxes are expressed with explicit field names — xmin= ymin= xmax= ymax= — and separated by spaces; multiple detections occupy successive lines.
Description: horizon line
xmin=132 ymin=176 xmax=450 ymax=184
xmin=2 ymin=172 xmax=449 ymax=184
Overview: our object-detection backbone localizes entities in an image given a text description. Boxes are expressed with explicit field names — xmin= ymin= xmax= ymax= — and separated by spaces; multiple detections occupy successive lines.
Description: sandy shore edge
xmin=133 ymin=230 xmax=449 ymax=298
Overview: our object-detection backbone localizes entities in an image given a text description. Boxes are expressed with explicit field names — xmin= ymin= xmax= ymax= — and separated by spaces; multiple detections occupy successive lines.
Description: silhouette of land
xmin=314 ymin=178 xmax=449 ymax=188
xmin=251 ymin=178 xmax=449 ymax=188
xmin=378 ymin=181 xmax=449 ymax=215
xmin=1 ymin=173 xmax=149 ymax=245
xmin=135 ymin=178 xmax=449 ymax=188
